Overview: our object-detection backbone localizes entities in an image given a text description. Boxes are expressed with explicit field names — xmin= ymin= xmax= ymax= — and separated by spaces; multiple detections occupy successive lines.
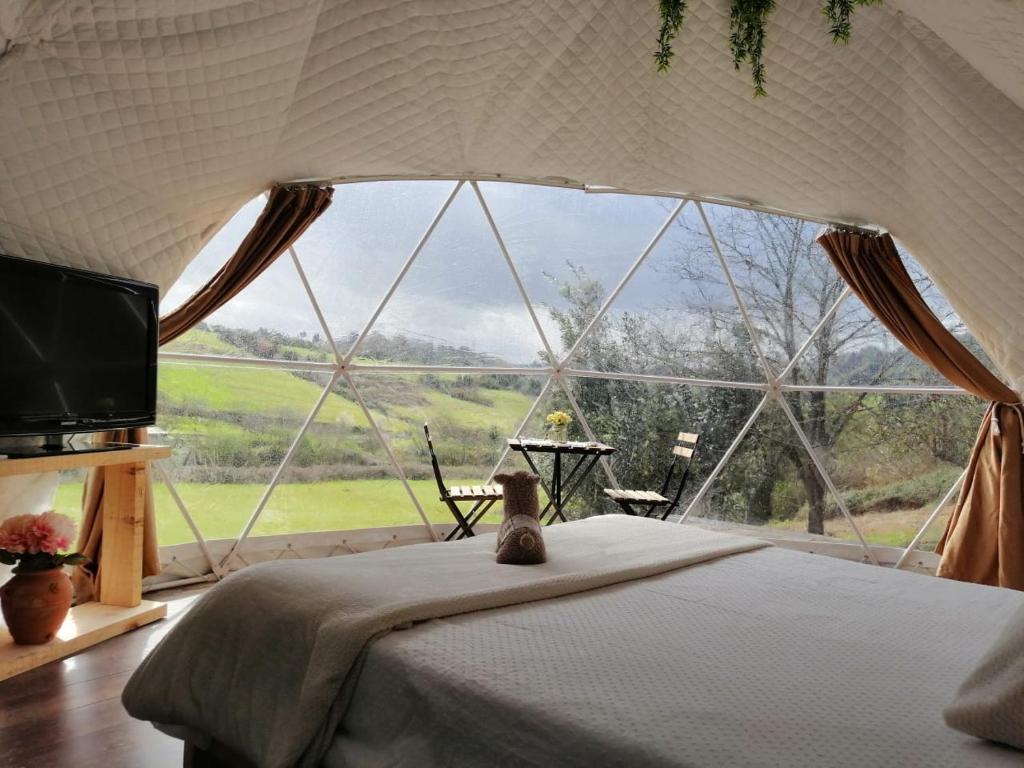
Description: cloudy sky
xmin=163 ymin=181 xmax=732 ymax=364
xmin=163 ymin=180 xmax=961 ymax=367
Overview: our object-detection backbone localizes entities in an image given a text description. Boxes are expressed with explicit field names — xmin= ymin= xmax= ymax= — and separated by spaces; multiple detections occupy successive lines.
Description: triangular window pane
xmin=477 ymin=183 xmax=674 ymax=361
xmin=685 ymin=399 xmax=807 ymax=530
xmin=904 ymin=246 xmax=1003 ymax=382
xmin=360 ymin=372 xmax=549 ymax=530
xmin=154 ymin=362 xmax=335 ymax=543
xmin=242 ymin=374 xmax=428 ymax=538
xmin=592 ymin=380 xmax=764 ymax=519
xmin=798 ymin=247 xmax=993 ymax=388
xmin=702 ymin=204 xmax=987 ymax=389
xmin=358 ymin=184 xmax=551 ymax=367
xmin=564 ymin=203 xmax=762 ymax=383
xmin=296 ymin=181 xmax=460 ymax=351
xmin=816 ymin=296 xmax=950 ymax=387
xmin=160 ymin=195 xmax=265 ymax=315
xmin=162 ymin=217 xmax=332 ymax=363
xmin=779 ymin=392 xmax=981 ymax=548
xmin=702 ymin=204 xmax=843 ymax=377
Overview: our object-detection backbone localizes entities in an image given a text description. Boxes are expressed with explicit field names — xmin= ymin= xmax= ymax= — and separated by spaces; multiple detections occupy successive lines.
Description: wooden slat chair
xmin=604 ymin=431 xmax=700 ymax=521
xmin=424 ymin=423 xmax=502 ymax=540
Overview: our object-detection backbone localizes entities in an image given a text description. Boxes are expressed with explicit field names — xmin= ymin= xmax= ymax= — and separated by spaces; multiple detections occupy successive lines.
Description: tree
xmin=546 ymin=209 xmax=976 ymax=536
xmin=669 ymin=210 xmax=914 ymax=533
xmin=546 ymin=264 xmax=750 ymax=518
xmin=527 ymin=195 xmax=996 ymax=541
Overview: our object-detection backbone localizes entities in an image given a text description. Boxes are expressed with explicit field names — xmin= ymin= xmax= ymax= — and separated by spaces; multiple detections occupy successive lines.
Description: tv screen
xmin=0 ymin=253 xmax=158 ymax=437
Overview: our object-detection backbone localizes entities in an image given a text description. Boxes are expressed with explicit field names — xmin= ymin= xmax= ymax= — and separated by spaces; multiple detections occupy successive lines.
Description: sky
xmin=163 ymin=181 xmax=714 ymax=364
xmin=162 ymin=180 xmax=965 ymax=367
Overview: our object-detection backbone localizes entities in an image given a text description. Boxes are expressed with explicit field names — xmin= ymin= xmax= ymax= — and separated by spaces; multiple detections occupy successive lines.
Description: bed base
xmin=184 ymin=739 xmax=257 ymax=768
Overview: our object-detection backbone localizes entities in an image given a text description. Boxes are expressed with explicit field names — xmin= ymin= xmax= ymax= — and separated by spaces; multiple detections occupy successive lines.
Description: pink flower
xmin=0 ymin=511 xmax=77 ymax=555
xmin=0 ymin=514 xmax=33 ymax=554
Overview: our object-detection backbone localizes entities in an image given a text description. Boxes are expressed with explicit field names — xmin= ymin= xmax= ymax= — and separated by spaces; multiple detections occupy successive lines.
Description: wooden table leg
xmin=98 ymin=461 xmax=145 ymax=607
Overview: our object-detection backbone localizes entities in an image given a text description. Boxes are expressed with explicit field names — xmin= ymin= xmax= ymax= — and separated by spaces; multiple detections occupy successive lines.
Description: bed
xmin=123 ymin=516 xmax=1024 ymax=767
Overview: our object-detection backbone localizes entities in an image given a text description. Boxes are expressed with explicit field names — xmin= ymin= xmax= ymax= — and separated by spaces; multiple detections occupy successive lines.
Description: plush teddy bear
xmin=493 ymin=471 xmax=547 ymax=565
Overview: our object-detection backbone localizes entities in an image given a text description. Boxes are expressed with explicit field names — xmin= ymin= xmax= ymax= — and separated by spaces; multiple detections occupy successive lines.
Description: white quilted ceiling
xmin=1 ymin=0 xmax=1023 ymax=391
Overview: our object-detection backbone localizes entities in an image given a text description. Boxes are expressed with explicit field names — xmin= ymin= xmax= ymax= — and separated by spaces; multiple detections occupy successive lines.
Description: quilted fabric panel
xmin=1 ymin=0 xmax=1023 ymax=390
xmin=893 ymin=0 xmax=1024 ymax=110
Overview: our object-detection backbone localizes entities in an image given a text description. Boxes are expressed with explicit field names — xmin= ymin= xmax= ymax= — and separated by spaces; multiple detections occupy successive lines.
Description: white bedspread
xmin=328 ymin=546 xmax=1024 ymax=767
xmin=122 ymin=515 xmax=764 ymax=768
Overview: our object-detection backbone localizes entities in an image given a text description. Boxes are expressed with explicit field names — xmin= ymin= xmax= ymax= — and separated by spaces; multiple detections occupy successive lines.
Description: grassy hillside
xmin=132 ymin=326 xmax=538 ymax=543
xmin=54 ymin=477 xmax=503 ymax=544
xmin=770 ymin=503 xmax=951 ymax=550
xmin=160 ymin=364 xmax=363 ymax=424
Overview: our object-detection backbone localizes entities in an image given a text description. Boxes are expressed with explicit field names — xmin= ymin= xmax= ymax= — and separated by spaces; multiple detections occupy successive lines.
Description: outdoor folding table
xmin=507 ymin=438 xmax=616 ymax=524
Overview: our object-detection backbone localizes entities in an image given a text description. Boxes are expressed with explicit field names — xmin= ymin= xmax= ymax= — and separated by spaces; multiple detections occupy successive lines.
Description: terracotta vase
xmin=1 ymin=567 xmax=73 ymax=645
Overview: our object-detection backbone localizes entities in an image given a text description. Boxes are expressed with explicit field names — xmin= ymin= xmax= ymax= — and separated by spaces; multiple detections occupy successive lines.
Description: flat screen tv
xmin=0 ymin=253 xmax=158 ymax=440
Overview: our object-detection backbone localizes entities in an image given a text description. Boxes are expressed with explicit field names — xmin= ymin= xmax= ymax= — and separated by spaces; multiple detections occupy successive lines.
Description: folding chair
xmin=604 ymin=431 xmax=700 ymax=521
xmin=424 ymin=423 xmax=503 ymax=540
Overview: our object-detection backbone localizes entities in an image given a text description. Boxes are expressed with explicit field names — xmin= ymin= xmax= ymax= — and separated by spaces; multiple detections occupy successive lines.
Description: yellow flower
xmin=545 ymin=411 xmax=572 ymax=427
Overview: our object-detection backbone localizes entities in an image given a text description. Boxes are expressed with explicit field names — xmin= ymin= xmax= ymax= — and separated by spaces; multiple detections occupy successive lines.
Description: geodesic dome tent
xmin=2 ymin=0 xmax=1024 ymax=585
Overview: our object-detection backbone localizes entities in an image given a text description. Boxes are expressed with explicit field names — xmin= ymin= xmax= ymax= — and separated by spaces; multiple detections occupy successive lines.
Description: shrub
xmin=823 ymin=464 xmax=963 ymax=517
xmin=770 ymin=478 xmax=804 ymax=521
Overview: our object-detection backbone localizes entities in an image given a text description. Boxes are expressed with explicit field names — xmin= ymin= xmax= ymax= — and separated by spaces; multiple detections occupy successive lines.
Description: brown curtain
xmin=160 ymin=184 xmax=334 ymax=345
xmin=74 ymin=184 xmax=333 ymax=601
xmin=818 ymin=229 xmax=1024 ymax=590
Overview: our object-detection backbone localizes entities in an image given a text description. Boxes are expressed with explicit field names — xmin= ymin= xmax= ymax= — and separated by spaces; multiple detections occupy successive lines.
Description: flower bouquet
xmin=544 ymin=410 xmax=572 ymax=443
xmin=0 ymin=511 xmax=87 ymax=644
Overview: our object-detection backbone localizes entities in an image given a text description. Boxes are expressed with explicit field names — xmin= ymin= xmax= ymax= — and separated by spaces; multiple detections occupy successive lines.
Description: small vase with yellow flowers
xmin=544 ymin=410 xmax=572 ymax=443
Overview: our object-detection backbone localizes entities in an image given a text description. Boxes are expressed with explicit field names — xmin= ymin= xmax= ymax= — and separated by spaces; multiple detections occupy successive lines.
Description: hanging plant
xmin=654 ymin=0 xmax=689 ymax=72
xmin=730 ymin=0 xmax=776 ymax=97
xmin=655 ymin=0 xmax=883 ymax=97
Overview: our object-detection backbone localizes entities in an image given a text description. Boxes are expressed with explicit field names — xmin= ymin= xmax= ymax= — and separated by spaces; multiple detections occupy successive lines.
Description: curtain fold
xmin=817 ymin=229 xmax=1024 ymax=590
xmin=73 ymin=184 xmax=333 ymax=601
xmin=159 ymin=184 xmax=334 ymax=345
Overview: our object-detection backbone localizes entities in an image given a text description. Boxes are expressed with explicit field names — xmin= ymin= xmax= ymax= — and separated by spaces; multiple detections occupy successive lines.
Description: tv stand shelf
xmin=0 ymin=443 xmax=171 ymax=681
xmin=0 ymin=443 xmax=169 ymax=476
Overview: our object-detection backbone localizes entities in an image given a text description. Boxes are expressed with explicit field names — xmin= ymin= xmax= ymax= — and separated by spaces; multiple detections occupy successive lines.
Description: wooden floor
xmin=0 ymin=586 xmax=208 ymax=768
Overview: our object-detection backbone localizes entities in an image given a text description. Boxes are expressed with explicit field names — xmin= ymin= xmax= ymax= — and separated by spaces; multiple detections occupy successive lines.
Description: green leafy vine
xmin=824 ymin=0 xmax=882 ymax=43
xmin=730 ymin=0 xmax=776 ymax=97
xmin=655 ymin=0 xmax=883 ymax=96
xmin=655 ymin=0 xmax=689 ymax=72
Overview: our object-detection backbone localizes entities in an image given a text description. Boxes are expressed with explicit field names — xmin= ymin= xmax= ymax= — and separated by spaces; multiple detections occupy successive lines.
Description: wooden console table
xmin=0 ymin=444 xmax=171 ymax=681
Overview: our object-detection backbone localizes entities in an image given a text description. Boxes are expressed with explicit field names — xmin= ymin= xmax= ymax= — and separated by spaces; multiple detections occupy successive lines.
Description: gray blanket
xmin=329 ymin=546 xmax=1024 ymax=767
xmin=122 ymin=515 xmax=766 ymax=767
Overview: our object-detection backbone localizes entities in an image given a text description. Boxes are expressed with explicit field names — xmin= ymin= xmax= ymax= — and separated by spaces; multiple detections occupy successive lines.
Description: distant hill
xmin=826 ymin=330 xmax=991 ymax=387
xmin=156 ymin=324 xmax=541 ymax=485
xmin=164 ymin=321 xmax=538 ymax=369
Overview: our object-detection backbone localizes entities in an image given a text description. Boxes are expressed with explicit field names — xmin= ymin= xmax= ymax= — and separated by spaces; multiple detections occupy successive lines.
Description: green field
xmin=54 ymin=477 xmax=504 ymax=544
xmin=159 ymin=364 xmax=365 ymax=425
xmin=159 ymin=354 xmax=535 ymax=440
xmin=768 ymin=504 xmax=949 ymax=550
